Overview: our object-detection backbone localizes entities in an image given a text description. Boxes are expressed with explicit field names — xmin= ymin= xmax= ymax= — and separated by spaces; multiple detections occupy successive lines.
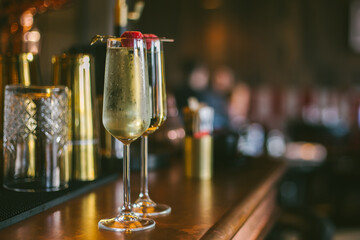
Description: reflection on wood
xmin=0 ymin=158 xmax=286 ymax=239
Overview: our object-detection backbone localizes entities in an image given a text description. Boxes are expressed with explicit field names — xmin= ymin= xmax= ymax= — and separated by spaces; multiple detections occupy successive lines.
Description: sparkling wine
xmin=144 ymin=49 xmax=167 ymax=135
xmin=133 ymin=36 xmax=172 ymax=217
xmin=103 ymin=47 xmax=151 ymax=144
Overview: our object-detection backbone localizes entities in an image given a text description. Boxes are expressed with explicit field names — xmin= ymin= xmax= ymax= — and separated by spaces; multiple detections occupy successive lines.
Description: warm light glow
xmin=285 ymin=141 xmax=327 ymax=163
xmin=23 ymin=31 xmax=41 ymax=42
xmin=168 ymin=130 xmax=177 ymax=140
xmin=23 ymin=29 xmax=41 ymax=54
xmin=26 ymin=53 xmax=34 ymax=61
xmin=300 ymin=143 xmax=317 ymax=160
xmin=20 ymin=11 xmax=34 ymax=28
xmin=167 ymin=128 xmax=185 ymax=140
xmin=43 ymin=0 xmax=50 ymax=7
xmin=177 ymin=128 xmax=186 ymax=138
xmin=205 ymin=20 xmax=227 ymax=62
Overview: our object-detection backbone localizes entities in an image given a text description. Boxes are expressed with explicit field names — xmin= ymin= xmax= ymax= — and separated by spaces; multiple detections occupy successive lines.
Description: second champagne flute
xmin=98 ymin=32 xmax=155 ymax=232
xmin=133 ymin=34 xmax=171 ymax=216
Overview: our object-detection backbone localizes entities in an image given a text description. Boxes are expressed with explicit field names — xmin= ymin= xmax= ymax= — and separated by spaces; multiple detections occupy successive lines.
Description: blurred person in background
xmin=174 ymin=60 xmax=210 ymax=113
xmin=228 ymin=82 xmax=251 ymax=130
xmin=176 ymin=62 xmax=245 ymax=131
xmin=208 ymin=65 xmax=235 ymax=131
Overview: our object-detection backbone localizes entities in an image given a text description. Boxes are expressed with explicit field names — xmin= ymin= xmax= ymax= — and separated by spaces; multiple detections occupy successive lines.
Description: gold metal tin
xmin=183 ymin=103 xmax=214 ymax=180
xmin=185 ymin=135 xmax=213 ymax=179
xmin=52 ymin=53 xmax=100 ymax=181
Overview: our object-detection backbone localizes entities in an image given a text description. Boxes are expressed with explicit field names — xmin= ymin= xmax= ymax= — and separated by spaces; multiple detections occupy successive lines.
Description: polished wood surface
xmin=0 ymin=157 xmax=286 ymax=240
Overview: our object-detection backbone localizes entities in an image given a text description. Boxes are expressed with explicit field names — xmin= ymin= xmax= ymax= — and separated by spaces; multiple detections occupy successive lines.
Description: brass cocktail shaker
xmin=52 ymin=53 xmax=100 ymax=181
xmin=1 ymin=53 xmax=41 ymax=116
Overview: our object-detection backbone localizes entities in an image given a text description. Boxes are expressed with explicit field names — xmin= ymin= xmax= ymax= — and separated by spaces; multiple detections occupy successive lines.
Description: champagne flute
xmin=98 ymin=34 xmax=155 ymax=232
xmin=133 ymin=34 xmax=171 ymax=216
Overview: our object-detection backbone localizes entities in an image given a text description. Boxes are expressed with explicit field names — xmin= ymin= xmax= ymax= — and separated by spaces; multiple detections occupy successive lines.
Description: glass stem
xmin=140 ymin=135 xmax=150 ymax=199
xmin=121 ymin=143 xmax=132 ymax=214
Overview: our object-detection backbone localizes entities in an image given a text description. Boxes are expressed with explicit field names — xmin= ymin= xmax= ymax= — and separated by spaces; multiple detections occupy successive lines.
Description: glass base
xmin=3 ymin=179 xmax=68 ymax=192
xmin=98 ymin=214 xmax=155 ymax=232
xmin=133 ymin=198 xmax=171 ymax=217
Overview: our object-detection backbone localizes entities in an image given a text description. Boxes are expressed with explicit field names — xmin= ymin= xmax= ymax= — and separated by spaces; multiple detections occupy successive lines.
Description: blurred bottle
xmin=114 ymin=0 xmax=128 ymax=36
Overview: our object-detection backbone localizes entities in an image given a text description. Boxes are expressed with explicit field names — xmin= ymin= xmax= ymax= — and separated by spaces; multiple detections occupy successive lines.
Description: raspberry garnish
xmin=121 ymin=31 xmax=144 ymax=39
xmin=143 ymin=34 xmax=159 ymax=49
xmin=120 ymin=31 xmax=144 ymax=47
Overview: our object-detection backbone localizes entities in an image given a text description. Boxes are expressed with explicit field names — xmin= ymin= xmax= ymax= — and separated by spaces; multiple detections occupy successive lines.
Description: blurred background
xmin=2 ymin=0 xmax=360 ymax=239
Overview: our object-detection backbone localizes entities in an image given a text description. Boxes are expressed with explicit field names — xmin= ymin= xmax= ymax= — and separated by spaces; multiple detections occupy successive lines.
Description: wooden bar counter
xmin=0 ymin=157 xmax=286 ymax=240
